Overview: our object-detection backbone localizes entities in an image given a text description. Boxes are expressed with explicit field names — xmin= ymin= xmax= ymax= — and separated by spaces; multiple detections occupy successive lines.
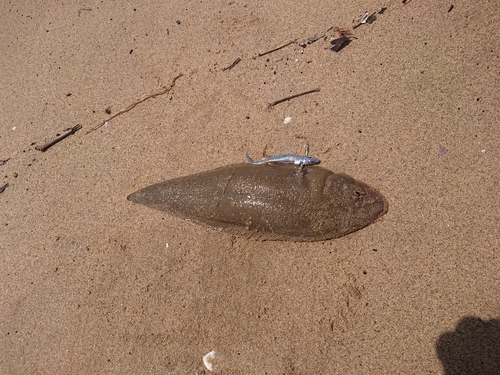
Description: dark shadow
xmin=329 ymin=38 xmax=353 ymax=52
xmin=436 ymin=316 xmax=500 ymax=375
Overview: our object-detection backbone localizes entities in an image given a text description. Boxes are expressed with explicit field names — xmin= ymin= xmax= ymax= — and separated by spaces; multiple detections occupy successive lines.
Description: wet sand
xmin=1 ymin=0 xmax=499 ymax=373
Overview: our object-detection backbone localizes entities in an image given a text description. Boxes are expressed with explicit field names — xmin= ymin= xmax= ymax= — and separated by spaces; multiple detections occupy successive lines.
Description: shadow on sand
xmin=436 ymin=316 xmax=500 ymax=375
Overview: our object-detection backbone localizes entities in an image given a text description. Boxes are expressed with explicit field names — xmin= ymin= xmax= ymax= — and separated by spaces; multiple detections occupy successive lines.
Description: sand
xmin=1 ymin=0 xmax=499 ymax=374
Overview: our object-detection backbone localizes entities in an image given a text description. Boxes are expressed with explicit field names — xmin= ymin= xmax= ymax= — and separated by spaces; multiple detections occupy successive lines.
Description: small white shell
xmin=284 ymin=117 xmax=292 ymax=125
xmin=203 ymin=350 xmax=216 ymax=372
xmin=360 ymin=11 xmax=370 ymax=23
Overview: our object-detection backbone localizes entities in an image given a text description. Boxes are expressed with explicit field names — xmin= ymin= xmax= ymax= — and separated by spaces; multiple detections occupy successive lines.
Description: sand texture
xmin=1 ymin=0 xmax=499 ymax=374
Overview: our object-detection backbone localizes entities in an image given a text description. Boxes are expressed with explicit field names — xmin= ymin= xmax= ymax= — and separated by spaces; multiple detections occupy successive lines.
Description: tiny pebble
xmin=481 ymin=149 xmax=486 ymax=154
xmin=438 ymin=147 xmax=447 ymax=156
xmin=12 ymin=126 xmax=17 ymax=131
xmin=284 ymin=117 xmax=292 ymax=125
xmin=165 ymin=243 xmax=169 ymax=249
xmin=176 ymin=20 xmax=181 ymax=25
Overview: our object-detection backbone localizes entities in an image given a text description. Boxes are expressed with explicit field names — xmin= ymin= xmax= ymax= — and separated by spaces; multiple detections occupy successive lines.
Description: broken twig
xmin=307 ymin=35 xmax=324 ymax=45
xmin=78 ymin=8 xmax=92 ymax=17
xmin=223 ymin=57 xmax=241 ymax=71
xmin=35 ymin=124 xmax=82 ymax=152
xmin=256 ymin=39 xmax=297 ymax=58
xmin=0 ymin=183 xmax=8 ymax=194
xmin=269 ymin=89 xmax=320 ymax=108
xmin=85 ymin=72 xmax=183 ymax=134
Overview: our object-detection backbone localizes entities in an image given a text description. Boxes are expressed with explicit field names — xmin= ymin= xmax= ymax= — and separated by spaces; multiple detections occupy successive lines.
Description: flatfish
xmin=127 ymin=163 xmax=388 ymax=241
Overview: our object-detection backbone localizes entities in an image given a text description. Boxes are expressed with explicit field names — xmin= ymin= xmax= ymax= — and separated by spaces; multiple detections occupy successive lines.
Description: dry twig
xmin=35 ymin=124 xmax=82 ymax=152
xmin=223 ymin=58 xmax=241 ymax=71
xmin=0 ymin=183 xmax=8 ymax=194
xmin=269 ymin=88 xmax=320 ymax=108
xmin=85 ymin=73 xmax=183 ymax=134
xmin=255 ymin=39 xmax=297 ymax=58
xmin=78 ymin=8 xmax=92 ymax=17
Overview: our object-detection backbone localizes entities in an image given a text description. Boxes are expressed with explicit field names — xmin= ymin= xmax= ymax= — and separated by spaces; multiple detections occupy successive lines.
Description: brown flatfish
xmin=127 ymin=163 xmax=388 ymax=241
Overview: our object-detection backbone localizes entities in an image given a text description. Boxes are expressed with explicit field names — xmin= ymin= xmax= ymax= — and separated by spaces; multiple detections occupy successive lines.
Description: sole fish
xmin=127 ymin=163 xmax=388 ymax=241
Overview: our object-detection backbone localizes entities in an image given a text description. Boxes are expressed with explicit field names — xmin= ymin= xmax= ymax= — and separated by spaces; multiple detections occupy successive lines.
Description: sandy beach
xmin=1 ymin=0 xmax=499 ymax=373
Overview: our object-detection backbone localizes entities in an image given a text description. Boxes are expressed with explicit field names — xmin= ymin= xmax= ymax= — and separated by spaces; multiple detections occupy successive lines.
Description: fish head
xmin=322 ymin=172 xmax=388 ymax=235
xmin=293 ymin=156 xmax=321 ymax=166
xmin=293 ymin=156 xmax=320 ymax=166
xmin=306 ymin=156 xmax=321 ymax=165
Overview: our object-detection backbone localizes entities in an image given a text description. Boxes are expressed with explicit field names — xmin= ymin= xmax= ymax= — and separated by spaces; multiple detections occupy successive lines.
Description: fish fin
xmin=262 ymin=145 xmax=272 ymax=158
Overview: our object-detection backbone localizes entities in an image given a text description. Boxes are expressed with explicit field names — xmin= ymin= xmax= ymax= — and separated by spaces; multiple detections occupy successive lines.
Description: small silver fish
xmin=244 ymin=143 xmax=320 ymax=174
xmin=244 ymin=153 xmax=320 ymax=167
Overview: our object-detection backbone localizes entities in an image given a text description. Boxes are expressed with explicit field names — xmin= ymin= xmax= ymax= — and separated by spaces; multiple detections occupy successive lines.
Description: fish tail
xmin=244 ymin=154 xmax=257 ymax=164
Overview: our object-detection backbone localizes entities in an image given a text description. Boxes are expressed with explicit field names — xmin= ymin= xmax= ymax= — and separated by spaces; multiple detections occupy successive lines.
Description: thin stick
xmin=78 ymin=8 xmax=92 ymax=17
xmin=85 ymin=73 xmax=183 ymax=134
xmin=35 ymin=124 xmax=82 ymax=152
xmin=223 ymin=57 xmax=241 ymax=71
xmin=256 ymin=39 xmax=297 ymax=58
xmin=269 ymin=88 xmax=320 ymax=108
